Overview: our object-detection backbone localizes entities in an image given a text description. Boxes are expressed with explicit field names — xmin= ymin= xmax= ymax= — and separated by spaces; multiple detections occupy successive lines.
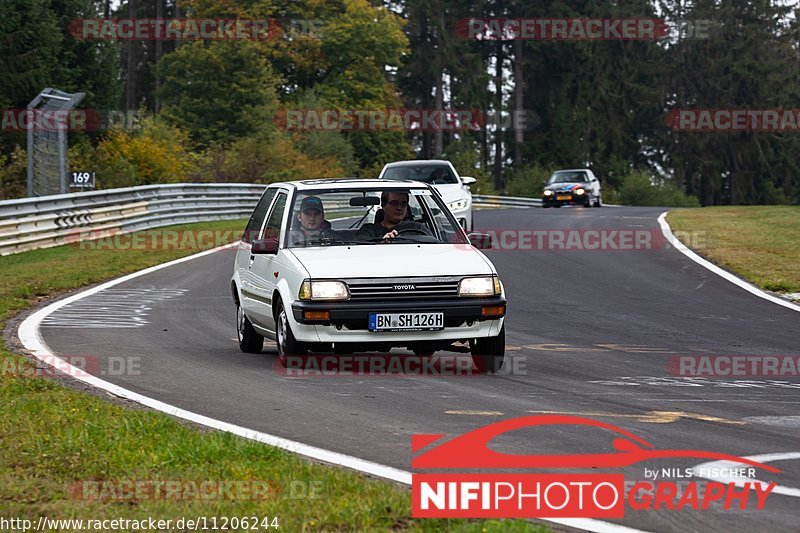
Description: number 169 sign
xmin=70 ymin=171 xmax=95 ymax=189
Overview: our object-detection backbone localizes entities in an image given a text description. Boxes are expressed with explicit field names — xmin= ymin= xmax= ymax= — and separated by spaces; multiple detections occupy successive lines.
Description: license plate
xmin=556 ymin=195 xmax=571 ymax=201
xmin=369 ymin=312 xmax=444 ymax=332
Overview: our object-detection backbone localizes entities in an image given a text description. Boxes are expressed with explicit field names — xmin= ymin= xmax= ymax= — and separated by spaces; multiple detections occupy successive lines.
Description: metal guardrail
xmin=472 ymin=194 xmax=541 ymax=208
xmin=0 ymin=185 xmax=540 ymax=255
xmin=0 ymin=184 xmax=265 ymax=255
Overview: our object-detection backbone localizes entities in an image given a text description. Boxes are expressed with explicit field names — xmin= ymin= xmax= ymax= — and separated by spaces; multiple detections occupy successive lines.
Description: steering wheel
xmin=395 ymin=228 xmax=430 ymax=236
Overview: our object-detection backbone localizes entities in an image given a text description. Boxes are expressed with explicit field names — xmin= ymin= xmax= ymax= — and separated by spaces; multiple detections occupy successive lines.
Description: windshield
xmin=549 ymin=171 xmax=589 ymax=184
xmin=382 ymin=164 xmax=459 ymax=184
xmin=287 ymin=187 xmax=468 ymax=248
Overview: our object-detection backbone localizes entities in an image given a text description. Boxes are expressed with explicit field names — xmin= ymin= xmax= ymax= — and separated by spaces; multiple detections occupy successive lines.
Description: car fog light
xmin=304 ymin=310 xmax=331 ymax=320
xmin=481 ymin=305 xmax=506 ymax=317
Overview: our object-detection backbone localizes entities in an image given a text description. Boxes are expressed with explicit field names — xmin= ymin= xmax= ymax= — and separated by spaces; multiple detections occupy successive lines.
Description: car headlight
xmin=543 ymin=190 xmax=554 ymax=196
xmin=458 ymin=275 xmax=502 ymax=297
xmin=575 ymin=188 xmax=586 ymax=195
xmin=299 ymin=280 xmax=350 ymax=301
xmin=447 ymin=199 xmax=468 ymax=211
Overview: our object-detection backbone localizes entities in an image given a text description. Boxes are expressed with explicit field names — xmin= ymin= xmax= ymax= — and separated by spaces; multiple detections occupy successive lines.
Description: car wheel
xmin=542 ymin=203 xmax=550 ymax=208
xmin=594 ymin=196 xmax=602 ymax=207
xmin=276 ymin=300 xmax=307 ymax=367
xmin=470 ymin=325 xmax=505 ymax=374
xmin=237 ymin=302 xmax=264 ymax=354
xmin=553 ymin=203 xmax=561 ymax=208
xmin=584 ymin=199 xmax=591 ymax=208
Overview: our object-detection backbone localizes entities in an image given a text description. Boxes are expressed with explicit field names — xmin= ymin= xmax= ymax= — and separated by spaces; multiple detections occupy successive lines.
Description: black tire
xmin=237 ymin=302 xmax=264 ymax=354
xmin=584 ymin=199 xmax=591 ymax=208
xmin=471 ymin=326 xmax=505 ymax=374
xmin=275 ymin=300 xmax=307 ymax=367
xmin=594 ymin=196 xmax=602 ymax=207
xmin=553 ymin=203 xmax=561 ymax=208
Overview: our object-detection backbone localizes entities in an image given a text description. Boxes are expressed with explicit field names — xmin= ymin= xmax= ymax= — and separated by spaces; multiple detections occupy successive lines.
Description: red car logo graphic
xmin=412 ymin=415 xmax=781 ymax=472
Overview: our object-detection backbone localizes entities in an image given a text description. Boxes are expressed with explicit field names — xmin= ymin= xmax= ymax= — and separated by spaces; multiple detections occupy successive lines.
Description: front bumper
xmin=543 ymin=192 xmax=587 ymax=206
xmin=450 ymin=206 xmax=472 ymax=230
xmin=291 ymin=296 xmax=506 ymax=329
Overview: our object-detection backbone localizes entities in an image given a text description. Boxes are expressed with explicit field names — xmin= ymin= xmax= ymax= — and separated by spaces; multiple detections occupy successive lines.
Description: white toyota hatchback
xmin=378 ymin=160 xmax=475 ymax=231
xmin=231 ymin=179 xmax=506 ymax=372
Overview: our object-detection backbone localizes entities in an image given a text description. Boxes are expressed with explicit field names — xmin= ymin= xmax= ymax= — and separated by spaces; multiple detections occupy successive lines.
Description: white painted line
xmin=18 ymin=242 xmax=648 ymax=533
xmin=744 ymin=416 xmax=800 ymax=428
xmin=18 ymin=244 xmax=411 ymax=484
xmin=692 ymin=452 xmax=800 ymax=498
xmin=658 ymin=212 xmax=800 ymax=314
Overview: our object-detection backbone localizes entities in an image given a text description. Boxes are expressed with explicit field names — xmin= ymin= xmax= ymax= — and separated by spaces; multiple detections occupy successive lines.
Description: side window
xmin=243 ymin=188 xmax=277 ymax=243
xmin=262 ymin=192 xmax=288 ymax=241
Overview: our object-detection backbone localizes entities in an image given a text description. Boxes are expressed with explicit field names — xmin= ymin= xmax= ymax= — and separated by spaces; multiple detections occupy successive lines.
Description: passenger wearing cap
xmin=290 ymin=196 xmax=339 ymax=245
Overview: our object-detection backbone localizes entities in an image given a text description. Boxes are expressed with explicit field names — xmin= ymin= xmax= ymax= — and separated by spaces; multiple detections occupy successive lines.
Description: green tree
xmin=314 ymin=0 xmax=412 ymax=174
xmin=157 ymin=41 xmax=280 ymax=148
xmin=518 ymin=0 xmax=663 ymax=190
xmin=0 ymin=0 xmax=61 ymax=110
xmin=657 ymin=0 xmax=800 ymax=205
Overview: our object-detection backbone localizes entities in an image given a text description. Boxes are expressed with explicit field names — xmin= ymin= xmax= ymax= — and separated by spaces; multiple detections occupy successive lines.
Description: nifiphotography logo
xmin=411 ymin=415 xmax=780 ymax=518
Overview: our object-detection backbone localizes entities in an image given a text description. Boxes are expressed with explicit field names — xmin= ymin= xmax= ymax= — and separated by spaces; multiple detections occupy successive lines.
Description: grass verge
xmin=667 ymin=206 xmax=800 ymax=294
xmin=0 ymin=220 xmax=543 ymax=531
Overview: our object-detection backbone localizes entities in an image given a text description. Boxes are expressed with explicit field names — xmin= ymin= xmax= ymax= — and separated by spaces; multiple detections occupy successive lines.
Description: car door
xmin=246 ymin=189 xmax=289 ymax=331
xmin=238 ymin=188 xmax=278 ymax=319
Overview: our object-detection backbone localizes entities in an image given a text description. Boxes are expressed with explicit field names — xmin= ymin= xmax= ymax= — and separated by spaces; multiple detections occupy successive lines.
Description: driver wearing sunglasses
xmin=355 ymin=190 xmax=432 ymax=241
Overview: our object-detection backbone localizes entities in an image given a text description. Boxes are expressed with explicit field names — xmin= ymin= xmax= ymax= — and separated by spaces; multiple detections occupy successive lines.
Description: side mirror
xmin=461 ymin=176 xmax=477 ymax=186
xmin=251 ymin=237 xmax=279 ymax=254
xmin=468 ymin=232 xmax=493 ymax=250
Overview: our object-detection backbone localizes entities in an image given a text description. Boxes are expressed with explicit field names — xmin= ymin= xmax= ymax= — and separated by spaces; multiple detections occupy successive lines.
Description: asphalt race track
xmin=36 ymin=206 xmax=800 ymax=532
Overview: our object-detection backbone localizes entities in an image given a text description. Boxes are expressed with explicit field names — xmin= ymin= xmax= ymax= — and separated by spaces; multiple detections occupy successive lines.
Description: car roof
xmin=382 ymin=160 xmax=453 ymax=167
xmin=553 ymin=169 xmax=591 ymax=173
xmin=268 ymin=178 xmax=432 ymax=190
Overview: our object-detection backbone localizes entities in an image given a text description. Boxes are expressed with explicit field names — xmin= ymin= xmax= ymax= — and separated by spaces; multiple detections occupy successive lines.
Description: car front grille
xmin=345 ymin=277 xmax=461 ymax=301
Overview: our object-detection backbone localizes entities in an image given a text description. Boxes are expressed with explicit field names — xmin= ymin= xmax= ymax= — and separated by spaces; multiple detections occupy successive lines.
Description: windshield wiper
xmin=301 ymin=238 xmax=378 ymax=246
xmin=348 ymin=209 xmax=373 ymax=230
xmin=363 ymin=236 xmax=437 ymax=243
xmin=301 ymin=237 xmax=339 ymax=246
